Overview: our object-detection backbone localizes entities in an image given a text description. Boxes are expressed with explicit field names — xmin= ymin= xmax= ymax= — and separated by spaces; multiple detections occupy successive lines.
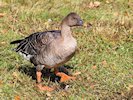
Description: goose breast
xmin=35 ymin=36 xmax=77 ymax=68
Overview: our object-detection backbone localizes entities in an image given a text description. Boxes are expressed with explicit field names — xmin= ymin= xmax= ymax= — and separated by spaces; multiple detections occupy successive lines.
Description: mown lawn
xmin=0 ymin=0 xmax=133 ymax=99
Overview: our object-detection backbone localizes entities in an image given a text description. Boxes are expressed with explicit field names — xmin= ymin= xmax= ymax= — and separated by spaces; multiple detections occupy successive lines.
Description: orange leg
xmin=54 ymin=68 xmax=76 ymax=82
xmin=36 ymin=71 xmax=54 ymax=91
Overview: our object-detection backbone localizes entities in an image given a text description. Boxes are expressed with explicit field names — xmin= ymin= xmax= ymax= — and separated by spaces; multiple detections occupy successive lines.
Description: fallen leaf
xmin=0 ymin=13 xmax=6 ymax=18
xmin=90 ymin=83 xmax=95 ymax=89
xmin=92 ymin=65 xmax=97 ymax=70
xmin=113 ymin=12 xmax=119 ymax=17
xmin=88 ymin=2 xmax=94 ymax=8
xmin=73 ymin=72 xmax=81 ymax=76
xmin=14 ymin=96 xmax=20 ymax=100
xmin=0 ymin=41 xmax=6 ymax=45
xmin=106 ymin=0 xmax=113 ymax=3
xmin=0 ymin=41 xmax=6 ymax=46
xmin=106 ymin=0 xmax=110 ymax=3
xmin=127 ymin=85 xmax=133 ymax=99
xmin=102 ymin=60 xmax=107 ymax=65
xmin=0 ymin=1 xmax=7 ymax=7
xmin=94 ymin=1 xmax=101 ymax=7
xmin=88 ymin=1 xmax=101 ymax=9
xmin=1 ymin=29 xmax=8 ymax=34
xmin=127 ymin=85 xmax=133 ymax=91
xmin=87 ymin=76 xmax=91 ymax=81
xmin=46 ymin=92 xmax=52 ymax=97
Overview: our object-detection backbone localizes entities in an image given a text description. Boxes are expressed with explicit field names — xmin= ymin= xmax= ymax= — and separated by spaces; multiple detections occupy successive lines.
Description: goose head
xmin=62 ymin=12 xmax=83 ymax=27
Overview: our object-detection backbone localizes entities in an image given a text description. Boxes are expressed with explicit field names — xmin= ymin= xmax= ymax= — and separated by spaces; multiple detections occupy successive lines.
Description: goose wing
xmin=12 ymin=30 xmax=61 ymax=57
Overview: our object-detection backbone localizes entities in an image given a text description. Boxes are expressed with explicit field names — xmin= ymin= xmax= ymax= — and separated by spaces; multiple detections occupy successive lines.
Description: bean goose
xmin=10 ymin=12 xmax=83 ymax=91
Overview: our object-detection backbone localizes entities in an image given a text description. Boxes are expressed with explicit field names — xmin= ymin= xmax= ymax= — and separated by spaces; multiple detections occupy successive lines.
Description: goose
xmin=10 ymin=12 xmax=83 ymax=91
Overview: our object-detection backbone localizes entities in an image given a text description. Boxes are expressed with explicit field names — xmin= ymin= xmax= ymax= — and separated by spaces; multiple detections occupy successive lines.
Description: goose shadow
xmin=18 ymin=65 xmax=73 ymax=82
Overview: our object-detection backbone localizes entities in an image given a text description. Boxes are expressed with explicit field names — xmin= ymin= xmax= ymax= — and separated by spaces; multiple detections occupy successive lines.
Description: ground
xmin=0 ymin=0 xmax=133 ymax=99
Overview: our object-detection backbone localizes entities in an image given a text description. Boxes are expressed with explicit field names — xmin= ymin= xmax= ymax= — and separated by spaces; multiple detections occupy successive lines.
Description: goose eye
xmin=73 ymin=17 xmax=76 ymax=20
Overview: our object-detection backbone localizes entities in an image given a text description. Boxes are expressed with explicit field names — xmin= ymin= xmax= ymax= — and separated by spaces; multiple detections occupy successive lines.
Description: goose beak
xmin=78 ymin=20 xmax=83 ymax=26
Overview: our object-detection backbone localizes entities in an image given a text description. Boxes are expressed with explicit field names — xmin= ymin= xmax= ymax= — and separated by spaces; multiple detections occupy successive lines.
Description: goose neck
xmin=61 ymin=24 xmax=72 ymax=38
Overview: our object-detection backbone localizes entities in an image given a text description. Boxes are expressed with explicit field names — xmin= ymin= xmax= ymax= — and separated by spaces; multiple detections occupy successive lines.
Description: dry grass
xmin=0 ymin=0 xmax=133 ymax=99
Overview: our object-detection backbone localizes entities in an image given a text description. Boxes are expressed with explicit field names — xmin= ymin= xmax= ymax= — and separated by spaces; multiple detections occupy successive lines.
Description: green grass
xmin=0 ymin=0 xmax=133 ymax=99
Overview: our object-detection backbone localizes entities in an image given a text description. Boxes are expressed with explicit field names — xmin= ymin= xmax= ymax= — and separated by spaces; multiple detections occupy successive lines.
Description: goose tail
xmin=10 ymin=39 xmax=23 ymax=44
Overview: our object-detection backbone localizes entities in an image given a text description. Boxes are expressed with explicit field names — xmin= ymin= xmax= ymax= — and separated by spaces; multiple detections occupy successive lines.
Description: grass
xmin=0 ymin=0 xmax=133 ymax=99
